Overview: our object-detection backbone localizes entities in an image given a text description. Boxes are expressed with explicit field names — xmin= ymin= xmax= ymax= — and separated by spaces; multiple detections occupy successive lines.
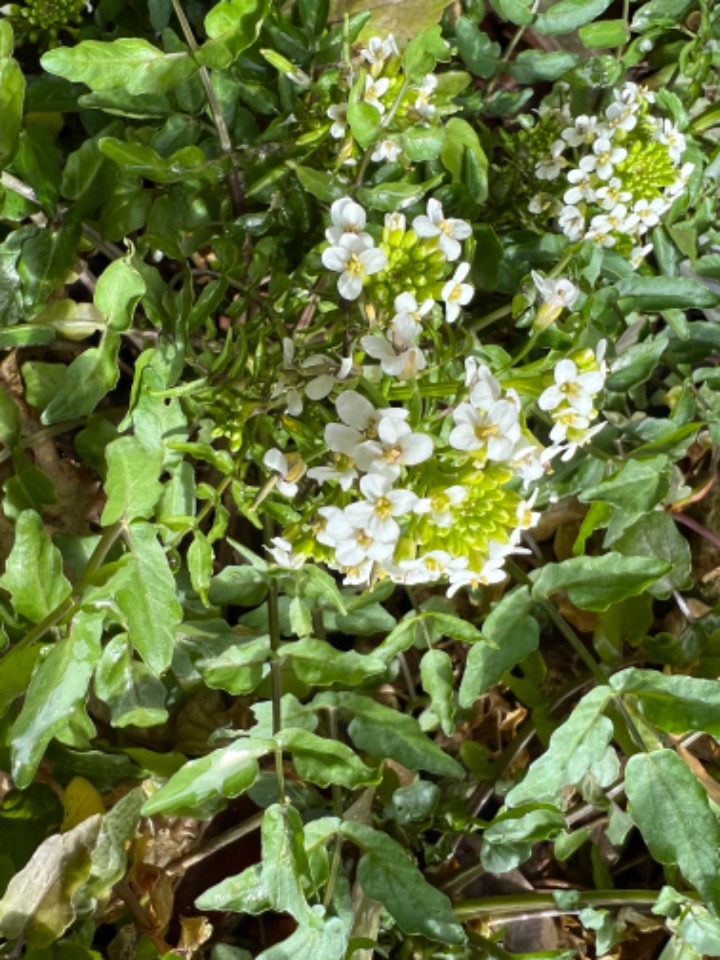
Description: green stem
xmin=484 ymin=0 xmax=542 ymax=98
xmin=453 ymin=889 xmax=675 ymax=923
xmin=468 ymin=302 xmax=513 ymax=334
xmin=170 ymin=0 xmax=243 ymax=216
xmin=263 ymin=514 xmax=285 ymax=802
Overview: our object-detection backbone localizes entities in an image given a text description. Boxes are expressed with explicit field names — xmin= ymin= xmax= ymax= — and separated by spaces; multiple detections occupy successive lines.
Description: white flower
xmin=414 ymin=485 xmax=467 ymax=527
xmin=413 ymin=199 xmax=473 ymax=261
xmin=360 ymin=34 xmax=398 ymax=66
xmin=333 ymin=558 xmax=374 ymax=587
xmin=362 ymin=315 xmax=427 ymax=380
xmin=322 ymin=235 xmax=387 ymax=300
xmin=467 ymin=364 xmax=503 ymax=409
xmin=398 ymin=551 xmax=466 ymax=585
xmin=449 ymin=399 xmax=521 ymax=462
xmin=414 ymin=74 xmax=437 ymax=119
xmin=326 ymin=512 xmax=398 ymax=567
xmin=604 ymin=203 xmax=639 ymax=234
xmin=605 ymin=101 xmax=637 ymax=133
xmin=529 ymin=193 xmax=562 ymax=216
xmin=327 ymin=103 xmax=348 ymax=139
xmin=263 ymin=448 xmax=304 ymax=497
xmin=538 ymin=359 xmax=605 ymax=416
xmin=561 ymin=115 xmax=606 ymax=148
xmin=307 ymin=459 xmax=357 ymax=490
xmin=267 ymin=537 xmax=305 ymax=569
xmin=553 ymin=418 xmax=606 ymax=460
xmin=364 ymin=75 xmax=390 ymax=114
xmin=654 ymin=119 xmax=686 ymax=163
xmin=511 ymin=440 xmax=550 ymax=485
xmin=564 ymin=168 xmax=597 ymax=205
xmin=558 ymin=204 xmax=586 ymax=241
xmin=446 ymin=542 xmax=514 ymax=596
xmin=535 ymin=140 xmax=566 ymax=181
xmin=371 ymin=138 xmax=403 ymax=163
xmin=385 ymin=212 xmax=407 ymax=232
xmin=595 ymin=178 xmax=632 ymax=211
xmin=336 ymin=390 xmax=408 ymax=435
xmin=300 ymin=353 xmax=354 ymax=400
xmin=579 ymin=137 xmax=627 ymax=180
xmin=585 ymin=217 xmax=617 ymax=247
xmin=344 ymin=473 xmax=419 ymax=541
xmin=441 ymin=262 xmax=473 ymax=323
xmin=325 ymin=197 xmax=372 ymax=247
xmin=516 ymin=490 xmax=540 ymax=530
xmin=531 ymin=271 xmax=580 ymax=312
xmin=666 ymin=161 xmax=694 ymax=198
xmin=633 ymin=196 xmax=667 ymax=230
xmin=630 ymin=242 xmax=654 ymax=268
xmin=355 ymin=418 xmax=433 ymax=479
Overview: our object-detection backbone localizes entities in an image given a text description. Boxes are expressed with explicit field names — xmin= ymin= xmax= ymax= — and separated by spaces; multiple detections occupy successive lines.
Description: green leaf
xmin=277 ymin=728 xmax=379 ymax=789
xmin=611 ymin=668 xmax=720 ymax=737
xmin=341 ymin=821 xmax=465 ymax=945
xmin=506 ymin=686 xmax=613 ymax=806
xmin=440 ymin=118 xmax=488 ymax=204
xmin=188 ymin=531 xmax=213 ymax=604
xmin=98 ymin=138 xmax=212 ymax=184
xmin=489 ymin=0 xmax=534 ymax=25
xmin=0 ymin=52 xmax=24 ymax=166
xmin=0 ymin=509 xmax=71 ymax=622
xmin=402 ymin=25 xmax=450 ymax=83
xmin=209 ymin=565 xmax=269 ymax=606
xmin=385 ymin=779 xmax=440 ymax=824
xmin=255 ymin=915 xmax=350 ymax=960
xmin=578 ymin=19 xmax=629 ymax=47
xmin=606 ymin=334 xmax=669 ymax=391
xmin=374 ymin=611 xmax=481 ymax=662
xmin=10 ymin=610 xmax=104 ymax=789
xmin=0 ymin=815 xmax=102 ymax=948
xmin=141 ymin=738 xmax=272 ymax=818
xmin=356 ymin=175 xmax=443 ymax=213
xmin=508 ymin=50 xmax=579 ymax=83
xmin=294 ymin=166 xmax=344 ymax=203
xmin=615 ymin=276 xmax=719 ymax=311
xmin=611 ymin=512 xmax=692 ymax=598
xmin=41 ymin=39 xmax=198 ymax=94
xmin=262 ymin=804 xmax=315 ymax=926
xmin=400 ymin=125 xmax=446 ymax=162
xmin=280 ymin=638 xmax=385 ymax=686
xmin=482 ymin=805 xmax=566 ymax=873
xmin=455 ymin=18 xmax=501 ymax=79
xmin=459 ymin=587 xmax=539 ymax=708
xmin=626 ymin=750 xmax=720 ymax=913
xmin=195 ymin=862 xmax=270 ymax=914
xmin=42 ymin=333 xmax=121 ymax=424
xmin=115 ymin=521 xmax=183 ymax=675
xmin=578 ymin=456 xmax=670 ymax=539
xmin=535 ymin=0 xmax=613 ymax=35
xmin=531 ymin=553 xmax=673 ymax=612
xmin=101 ymin=436 xmax=164 ymax=525
xmin=677 ymin=911 xmax=720 ymax=956
xmin=0 ymin=644 xmax=42 ymax=719
xmin=318 ymin=692 xmax=464 ymax=779
xmin=198 ymin=635 xmax=271 ymax=695
xmin=420 ymin=649 xmax=455 ymax=736
xmin=93 ymin=257 xmax=146 ymax=332
xmin=347 ymin=72 xmax=380 ymax=150
xmin=82 ymin=787 xmax=146 ymax=901
xmin=198 ymin=0 xmax=271 ymax=69
xmin=94 ymin=635 xmax=168 ymax=728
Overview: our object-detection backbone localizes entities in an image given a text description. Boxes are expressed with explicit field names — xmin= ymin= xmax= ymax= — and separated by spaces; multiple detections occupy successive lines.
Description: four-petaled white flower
xmin=441 ymin=262 xmax=474 ymax=323
xmin=344 ymin=473 xmax=419 ymax=541
xmin=449 ymin=399 xmax=521 ymax=463
xmin=355 ymin=418 xmax=433 ymax=479
xmin=414 ymin=485 xmax=467 ymax=527
xmin=535 ymin=140 xmax=566 ymax=181
xmin=539 ymin=359 xmax=605 ymax=416
xmin=414 ymin=74 xmax=437 ymax=119
xmin=531 ymin=271 xmax=580 ymax=313
xmin=360 ymin=34 xmax=398 ymax=67
xmin=267 ymin=536 xmax=305 ymax=569
xmin=412 ymin=199 xmax=472 ymax=261
xmin=579 ymin=137 xmax=627 ymax=181
xmin=322 ymin=235 xmax=387 ymax=300
xmin=325 ymin=197 xmax=372 ymax=247
xmin=362 ymin=314 xmax=427 ymax=380
xmin=561 ymin=114 xmax=606 ymax=147
xmin=371 ymin=138 xmax=403 ymax=163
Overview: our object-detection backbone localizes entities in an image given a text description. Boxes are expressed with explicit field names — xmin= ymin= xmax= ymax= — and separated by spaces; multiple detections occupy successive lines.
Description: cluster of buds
xmin=1 ymin=0 xmax=91 ymax=46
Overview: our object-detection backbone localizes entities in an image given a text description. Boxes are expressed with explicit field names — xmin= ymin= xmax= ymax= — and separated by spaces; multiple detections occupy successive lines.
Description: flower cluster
xmin=326 ymin=33 xmax=455 ymax=167
xmin=527 ymin=83 xmax=694 ymax=266
xmin=322 ymin=196 xmax=473 ymax=330
xmin=257 ymin=189 xmax=609 ymax=595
